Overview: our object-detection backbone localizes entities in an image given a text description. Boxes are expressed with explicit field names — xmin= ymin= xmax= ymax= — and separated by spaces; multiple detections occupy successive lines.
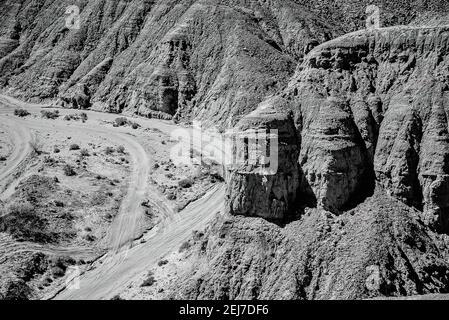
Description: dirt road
xmin=0 ymin=94 xmax=227 ymax=299
xmin=0 ymin=112 xmax=33 ymax=198
xmin=0 ymin=95 xmax=154 ymax=251
xmin=54 ymin=183 xmax=225 ymax=300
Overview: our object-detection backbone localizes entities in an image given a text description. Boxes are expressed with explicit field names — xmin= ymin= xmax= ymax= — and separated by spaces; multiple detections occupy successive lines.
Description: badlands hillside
xmin=2 ymin=0 xmax=449 ymax=300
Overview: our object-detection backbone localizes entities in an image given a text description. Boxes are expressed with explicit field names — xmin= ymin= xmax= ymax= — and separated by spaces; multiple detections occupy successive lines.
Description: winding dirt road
xmin=0 ymin=108 xmax=33 ymax=198
xmin=54 ymin=184 xmax=225 ymax=300
xmin=0 ymin=95 xmax=153 ymax=250
xmin=0 ymin=94 xmax=226 ymax=300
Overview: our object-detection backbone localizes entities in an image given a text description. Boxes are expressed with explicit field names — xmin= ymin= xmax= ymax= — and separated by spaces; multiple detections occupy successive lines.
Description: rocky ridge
xmin=0 ymin=0 xmax=334 ymax=127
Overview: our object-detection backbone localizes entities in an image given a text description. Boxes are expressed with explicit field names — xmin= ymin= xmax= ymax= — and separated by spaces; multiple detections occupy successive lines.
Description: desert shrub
xmin=0 ymin=156 xmax=6 ymax=161
xmin=14 ymin=108 xmax=30 ymax=117
xmin=17 ymin=252 xmax=48 ymax=282
xmin=51 ymin=266 xmax=65 ymax=278
xmin=141 ymin=271 xmax=156 ymax=287
xmin=179 ymin=240 xmax=191 ymax=252
xmin=54 ymin=200 xmax=64 ymax=207
xmin=43 ymin=156 xmax=57 ymax=165
xmin=131 ymin=122 xmax=140 ymax=129
xmin=114 ymin=117 xmax=128 ymax=127
xmin=3 ymin=280 xmax=32 ymax=300
xmin=166 ymin=192 xmax=176 ymax=200
xmin=63 ymin=164 xmax=76 ymax=176
xmin=83 ymin=233 xmax=95 ymax=241
xmin=53 ymin=146 xmax=60 ymax=153
xmin=157 ymin=259 xmax=169 ymax=267
xmin=80 ymin=148 xmax=90 ymax=157
xmin=63 ymin=112 xmax=88 ymax=122
xmin=29 ymin=138 xmax=43 ymax=155
xmin=51 ymin=256 xmax=75 ymax=269
xmin=41 ymin=110 xmax=59 ymax=119
xmin=49 ymin=256 xmax=75 ymax=278
xmin=111 ymin=295 xmax=123 ymax=300
xmin=178 ymin=178 xmax=193 ymax=188
xmin=105 ymin=146 xmax=114 ymax=155
xmin=116 ymin=145 xmax=125 ymax=154
xmin=69 ymin=144 xmax=80 ymax=151
xmin=42 ymin=277 xmax=53 ymax=286
xmin=0 ymin=201 xmax=53 ymax=243
xmin=80 ymin=112 xmax=88 ymax=122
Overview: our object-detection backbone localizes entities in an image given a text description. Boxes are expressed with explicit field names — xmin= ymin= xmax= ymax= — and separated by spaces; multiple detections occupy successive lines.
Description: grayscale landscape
xmin=1 ymin=0 xmax=449 ymax=300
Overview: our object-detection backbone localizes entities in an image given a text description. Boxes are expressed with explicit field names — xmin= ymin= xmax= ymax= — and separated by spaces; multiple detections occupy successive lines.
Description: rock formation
xmin=164 ymin=8 xmax=449 ymax=300
xmin=167 ymin=190 xmax=449 ymax=299
xmin=225 ymin=104 xmax=300 ymax=222
xmin=293 ymin=26 xmax=449 ymax=232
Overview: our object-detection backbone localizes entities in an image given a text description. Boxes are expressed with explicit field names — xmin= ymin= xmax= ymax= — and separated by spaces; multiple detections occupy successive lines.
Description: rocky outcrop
xmin=225 ymin=104 xmax=300 ymax=222
xmin=298 ymin=96 xmax=373 ymax=212
xmin=167 ymin=18 xmax=449 ymax=301
xmin=167 ymin=190 xmax=449 ymax=299
xmin=57 ymin=57 xmax=113 ymax=109
xmin=242 ymin=26 xmax=449 ymax=233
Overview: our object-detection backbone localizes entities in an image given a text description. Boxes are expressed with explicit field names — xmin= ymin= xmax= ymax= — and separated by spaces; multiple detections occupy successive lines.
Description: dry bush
xmin=141 ymin=271 xmax=156 ymax=287
xmin=14 ymin=108 xmax=30 ymax=117
xmin=104 ymin=146 xmax=114 ymax=155
xmin=63 ymin=164 xmax=76 ymax=176
xmin=178 ymin=178 xmax=193 ymax=188
xmin=80 ymin=148 xmax=90 ymax=157
xmin=29 ymin=137 xmax=43 ymax=155
xmin=41 ymin=110 xmax=59 ymax=119
xmin=69 ymin=144 xmax=80 ymax=151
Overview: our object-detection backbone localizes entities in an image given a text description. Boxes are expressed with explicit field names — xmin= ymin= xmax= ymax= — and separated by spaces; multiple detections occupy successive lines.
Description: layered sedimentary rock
xmin=247 ymin=26 xmax=449 ymax=232
xmin=0 ymin=0 xmax=334 ymax=125
xmin=3 ymin=0 xmax=449 ymax=301
xmin=225 ymin=104 xmax=300 ymax=222
xmin=208 ymin=22 xmax=449 ymax=300
xmin=2 ymin=0 xmax=446 ymax=125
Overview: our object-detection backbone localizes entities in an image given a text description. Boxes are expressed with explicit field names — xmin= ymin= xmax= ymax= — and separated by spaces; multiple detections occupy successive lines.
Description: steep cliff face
xmin=225 ymin=104 xmax=300 ymax=222
xmin=249 ymin=26 xmax=449 ymax=232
